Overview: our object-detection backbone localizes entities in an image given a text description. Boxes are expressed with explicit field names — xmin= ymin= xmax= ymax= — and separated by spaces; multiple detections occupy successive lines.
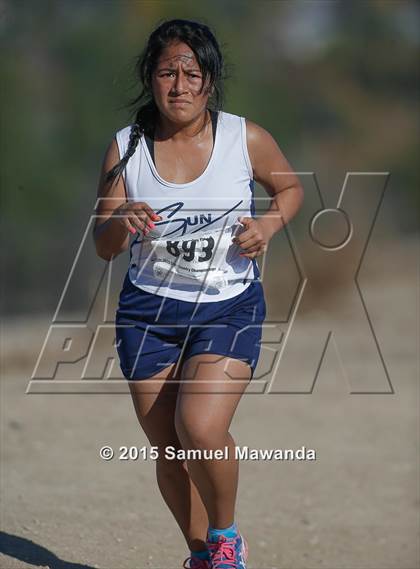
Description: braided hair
xmin=106 ymin=18 xmax=228 ymax=185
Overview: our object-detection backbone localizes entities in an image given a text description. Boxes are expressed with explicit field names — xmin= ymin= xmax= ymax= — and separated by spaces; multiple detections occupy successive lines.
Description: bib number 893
xmin=166 ymin=236 xmax=215 ymax=263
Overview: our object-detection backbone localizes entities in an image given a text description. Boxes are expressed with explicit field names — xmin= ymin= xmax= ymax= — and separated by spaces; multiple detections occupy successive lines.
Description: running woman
xmin=93 ymin=19 xmax=303 ymax=569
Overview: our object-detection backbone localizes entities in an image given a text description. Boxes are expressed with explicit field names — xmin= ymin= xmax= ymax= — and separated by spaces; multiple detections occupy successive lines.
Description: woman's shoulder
xmin=240 ymin=117 xmax=283 ymax=179
xmin=108 ymin=125 xmax=131 ymax=164
xmin=114 ymin=124 xmax=136 ymax=141
xmin=220 ymin=110 xmax=271 ymax=139
xmin=242 ymin=117 xmax=277 ymax=152
xmin=113 ymin=124 xmax=143 ymax=156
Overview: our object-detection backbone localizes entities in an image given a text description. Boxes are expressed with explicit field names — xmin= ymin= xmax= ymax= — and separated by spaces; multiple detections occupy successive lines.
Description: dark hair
xmin=106 ymin=18 xmax=228 ymax=184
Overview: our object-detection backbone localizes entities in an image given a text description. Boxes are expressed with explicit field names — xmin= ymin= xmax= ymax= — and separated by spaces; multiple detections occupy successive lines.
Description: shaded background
xmin=1 ymin=1 xmax=419 ymax=569
xmin=1 ymin=0 xmax=418 ymax=315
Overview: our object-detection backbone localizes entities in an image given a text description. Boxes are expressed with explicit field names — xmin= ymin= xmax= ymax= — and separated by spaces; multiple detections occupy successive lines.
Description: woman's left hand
xmin=232 ymin=216 xmax=272 ymax=259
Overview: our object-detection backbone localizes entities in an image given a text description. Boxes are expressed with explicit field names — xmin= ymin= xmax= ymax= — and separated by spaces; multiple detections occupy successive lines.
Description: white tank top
xmin=115 ymin=110 xmax=261 ymax=302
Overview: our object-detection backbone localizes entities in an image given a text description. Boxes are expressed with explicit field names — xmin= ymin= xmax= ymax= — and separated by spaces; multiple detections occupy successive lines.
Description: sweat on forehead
xmin=159 ymin=52 xmax=196 ymax=64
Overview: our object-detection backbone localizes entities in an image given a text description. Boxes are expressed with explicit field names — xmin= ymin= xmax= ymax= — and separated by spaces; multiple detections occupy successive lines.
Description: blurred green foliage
xmin=1 ymin=1 xmax=418 ymax=315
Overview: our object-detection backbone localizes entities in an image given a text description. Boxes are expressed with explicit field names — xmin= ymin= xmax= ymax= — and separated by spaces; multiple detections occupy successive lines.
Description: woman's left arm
xmin=233 ymin=119 xmax=304 ymax=259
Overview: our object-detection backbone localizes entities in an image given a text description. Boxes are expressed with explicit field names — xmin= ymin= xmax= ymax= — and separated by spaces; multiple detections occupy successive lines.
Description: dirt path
xmin=1 ymin=240 xmax=418 ymax=569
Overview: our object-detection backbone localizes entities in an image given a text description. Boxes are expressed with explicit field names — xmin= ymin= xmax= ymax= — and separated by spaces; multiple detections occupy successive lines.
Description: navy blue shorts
xmin=115 ymin=273 xmax=266 ymax=381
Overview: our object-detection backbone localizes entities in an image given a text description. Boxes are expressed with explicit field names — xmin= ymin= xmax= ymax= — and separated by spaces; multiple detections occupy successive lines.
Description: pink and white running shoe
xmin=207 ymin=533 xmax=248 ymax=568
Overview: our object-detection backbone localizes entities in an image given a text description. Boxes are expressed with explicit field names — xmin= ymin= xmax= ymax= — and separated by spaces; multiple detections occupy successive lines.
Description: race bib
xmin=148 ymin=224 xmax=243 ymax=290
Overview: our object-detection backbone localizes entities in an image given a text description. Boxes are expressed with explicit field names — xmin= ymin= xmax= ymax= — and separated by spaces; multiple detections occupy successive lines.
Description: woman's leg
xmin=128 ymin=365 xmax=209 ymax=552
xmin=175 ymin=354 xmax=251 ymax=529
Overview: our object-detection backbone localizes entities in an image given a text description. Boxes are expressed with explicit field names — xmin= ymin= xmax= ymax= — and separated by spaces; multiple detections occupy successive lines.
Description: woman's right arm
xmin=93 ymin=138 xmax=161 ymax=261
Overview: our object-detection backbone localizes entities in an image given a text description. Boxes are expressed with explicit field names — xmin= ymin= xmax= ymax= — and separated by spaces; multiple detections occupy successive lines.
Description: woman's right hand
xmin=113 ymin=201 xmax=162 ymax=236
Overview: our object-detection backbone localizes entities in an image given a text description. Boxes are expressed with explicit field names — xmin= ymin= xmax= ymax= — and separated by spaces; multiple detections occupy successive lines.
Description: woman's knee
xmin=174 ymin=411 xmax=226 ymax=450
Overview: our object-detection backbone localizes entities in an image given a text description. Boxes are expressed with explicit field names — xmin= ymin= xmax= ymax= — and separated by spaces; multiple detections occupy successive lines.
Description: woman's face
xmin=151 ymin=41 xmax=211 ymax=125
